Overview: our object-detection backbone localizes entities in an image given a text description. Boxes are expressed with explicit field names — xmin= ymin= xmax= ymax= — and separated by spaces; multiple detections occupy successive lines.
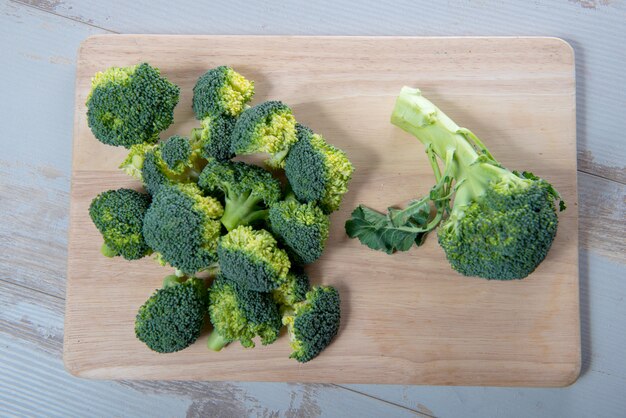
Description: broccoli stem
xmin=100 ymin=242 xmax=117 ymax=258
xmin=162 ymin=275 xmax=183 ymax=288
xmin=221 ymin=192 xmax=265 ymax=231
xmin=206 ymin=330 xmax=229 ymax=351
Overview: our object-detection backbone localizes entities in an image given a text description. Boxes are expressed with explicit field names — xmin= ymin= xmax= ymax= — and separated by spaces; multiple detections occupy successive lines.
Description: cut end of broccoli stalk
xmin=207 ymin=330 xmax=229 ymax=351
xmin=100 ymin=242 xmax=117 ymax=258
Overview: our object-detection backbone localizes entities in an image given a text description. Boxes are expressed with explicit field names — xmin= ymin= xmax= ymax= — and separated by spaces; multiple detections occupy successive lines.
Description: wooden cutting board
xmin=64 ymin=35 xmax=579 ymax=386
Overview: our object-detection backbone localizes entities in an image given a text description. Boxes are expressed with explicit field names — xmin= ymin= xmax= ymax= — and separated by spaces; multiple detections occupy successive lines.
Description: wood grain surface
xmin=63 ymin=35 xmax=580 ymax=386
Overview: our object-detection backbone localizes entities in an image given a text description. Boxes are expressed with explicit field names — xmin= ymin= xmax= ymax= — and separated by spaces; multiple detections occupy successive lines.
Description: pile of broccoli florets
xmin=86 ymin=63 xmax=352 ymax=361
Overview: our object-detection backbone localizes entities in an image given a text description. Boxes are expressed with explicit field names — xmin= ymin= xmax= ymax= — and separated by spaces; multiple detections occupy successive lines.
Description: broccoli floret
xmin=192 ymin=66 xmax=254 ymax=119
xmin=269 ymin=195 xmax=330 ymax=264
xmin=142 ymin=183 xmax=224 ymax=275
xmin=120 ymin=135 xmax=204 ymax=195
xmin=347 ymin=87 xmax=565 ymax=280
xmin=190 ymin=114 xmax=236 ymax=161
xmin=271 ymin=269 xmax=310 ymax=309
xmin=217 ymin=226 xmax=290 ymax=292
xmin=88 ymin=188 xmax=151 ymax=260
xmin=206 ymin=275 xmax=281 ymax=351
xmin=198 ymin=160 xmax=281 ymax=231
xmin=135 ymin=275 xmax=207 ymax=353
xmin=230 ymin=101 xmax=298 ymax=168
xmin=86 ymin=63 xmax=179 ymax=148
xmin=285 ymin=124 xmax=354 ymax=213
xmin=282 ymin=286 xmax=341 ymax=363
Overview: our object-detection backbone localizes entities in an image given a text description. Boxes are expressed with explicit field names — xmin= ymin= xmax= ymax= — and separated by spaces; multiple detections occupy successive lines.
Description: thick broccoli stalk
xmin=207 ymin=275 xmax=282 ymax=351
xmin=284 ymin=124 xmax=354 ymax=213
xmin=135 ymin=275 xmax=208 ymax=353
xmin=282 ymin=286 xmax=341 ymax=363
xmin=89 ymin=188 xmax=152 ymax=260
xmin=347 ymin=87 xmax=565 ymax=280
xmin=120 ymin=135 xmax=205 ymax=195
xmin=190 ymin=114 xmax=236 ymax=161
xmin=193 ymin=66 xmax=254 ymax=119
xmin=269 ymin=194 xmax=330 ymax=264
xmin=86 ymin=63 xmax=180 ymax=148
xmin=198 ymin=160 xmax=281 ymax=231
xmin=217 ymin=226 xmax=291 ymax=292
xmin=143 ymin=183 xmax=224 ymax=275
xmin=230 ymin=101 xmax=298 ymax=168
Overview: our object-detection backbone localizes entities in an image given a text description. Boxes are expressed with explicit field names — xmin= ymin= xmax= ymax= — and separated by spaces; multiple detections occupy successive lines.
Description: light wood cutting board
xmin=64 ymin=35 xmax=579 ymax=386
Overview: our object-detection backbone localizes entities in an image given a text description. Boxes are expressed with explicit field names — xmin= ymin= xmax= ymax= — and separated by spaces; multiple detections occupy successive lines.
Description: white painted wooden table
xmin=1 ymin=1 xmax=624 ymax=416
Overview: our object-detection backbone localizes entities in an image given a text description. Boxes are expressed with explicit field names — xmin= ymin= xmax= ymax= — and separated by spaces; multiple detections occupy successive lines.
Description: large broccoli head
xmin=207 ymin=275 xmax=282 ymax=351
xmin=198 ymin=160 xmax=281 ymax=231
xmin=142 ymin=183 xmax=224 ymax=275
xmin=269 ymin=197 xmax=330 ymax=265
xmin=89 ymin=188 xmax=152 ymax=260
xmin=283 ymin=286 xmax=341 ymax=363
xmin=135 ymin=275 xmax=207 ymax=353
xmin=230 ymin=101 xmax=298 ymax=168
xmin=86 ymin=63 xmax=180 ymax=148
xmin=217 ymin=226 xmax=290 ymax=292
xmin=190 ymin=114 xmax=236 ymax=161
xmin=285 ymin=125 xmax=354 ymax=213
xmin=192 ymin=66 xmax=254 ymax=119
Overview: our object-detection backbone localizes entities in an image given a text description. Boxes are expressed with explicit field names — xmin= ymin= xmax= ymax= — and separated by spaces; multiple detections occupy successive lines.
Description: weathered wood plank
xmin=14 ymin=0 xmax=626 ymax=184
xmin=0 ymin=279 xmax=426 ymax=417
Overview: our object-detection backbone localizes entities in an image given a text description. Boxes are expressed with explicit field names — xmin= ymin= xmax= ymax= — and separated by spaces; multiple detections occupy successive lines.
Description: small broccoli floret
xmin=269 ymin=195 xmax=330 ymax=264
xmin=198 ymin=160 xmax=281 ymax=231
xmin=135 ymin=275 xmax=207 ymax=353
xmin=190 ymin=115 xmax=236 ymax=161
xmin=89 ymin=188 xmax=152 ymax=260
xmin=285 ymin=124 xmax=354 ymax=213
xmin=207 ymin=275 xmax=281 ymax=351
xmin=282 ymin=286 xmax=341 ymax=363
xmin=86 ymin=63 xmax=180 ymax=148
xmin=230 ymin=101 xmax=298 ymax=168
xmin=217 ymin=226 xmax=290 ymax=292
xmin=192 ymin=66 xmax=254 ymax=119
xmin=143 ymin=183 xmax=224 ymax=275
xmin=120 ymin=135 xmax=204 ymax=195
xmin=271 ymin=269 xmax=310 ymax=309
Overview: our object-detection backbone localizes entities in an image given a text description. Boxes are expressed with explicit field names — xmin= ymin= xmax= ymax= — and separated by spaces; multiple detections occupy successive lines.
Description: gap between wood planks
xmin=12 ymin=0 xmax=118 ymax=33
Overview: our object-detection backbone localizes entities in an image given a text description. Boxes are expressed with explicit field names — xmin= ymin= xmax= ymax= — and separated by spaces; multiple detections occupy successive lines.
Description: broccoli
xmin=346 ymin=87 xmax=565 ymax=280
xmin=269 ymin=194 xmax=330 ymax=264
xmin=230 ymin=101 xmax=298 ymax=168
xmin=135 ymin=275 xmax=207 ymax=353
xmin=88 ymin=188 xmax=152 ymax=260
xmin=190 ymin=114 xmax=236 ymax=161
xmin=198 ymin=160 xmax=281 ymax=231
xmin=271 ymin=268 xmax=310 ymax=309
xmin=284 ymin=124 xmax=354 ymax=213
xmin=217 ymin=226 xmax=291 ymax=292
xmin=282 ymin=286 xmax=341 ymax=363
xmin=206 ymin=275 xmax=282 ymax=351
xmin=192 ymin=66 xmax=254 ymax=119
xmin=86 ymin=63 xmax=179 ymax=148
xmin=120 ymin=135 xmax=204 ymax=195
xmin=142 ymin=183 xmax=224 ymax=275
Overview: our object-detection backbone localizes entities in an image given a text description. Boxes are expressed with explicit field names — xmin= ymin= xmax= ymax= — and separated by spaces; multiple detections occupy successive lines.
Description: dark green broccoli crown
xmin=141 ymin=149 xmax=170 ymax=195
xmin=208 ymin=275 xmax=281 ymax=347
xmin=269 ymin=198 xmax=330 ymax=264
xmin=192 ymin=66 xmax=254 ymax=119
xmin=135 ymin=276 xmax=207 ymax=353
xmin=286 ymin=286 xmax=341 ymax=363
xmin=88 ymin=188 xmax=151 ymax=260
xmin=160 ymin=135 xmax=191 ymax=171
xmin=193 ymin=115 xmax=236 ymax=161
xmin=438 ymin=179 xmax=559 ymax=280
xmin=217 ymin=226 xmax=291 ymax=292
xmin=272 ymin=268 xmax=311 ymax=308
xmin=142 ymin=184 xmax=224 ymax=275
xmin=230 ymin=101 xmax=297 ymax=157
xmin=284 ymin=126 xmax=353 ymax=213
xmin=86 ymin=63 xmax=180 ymax=148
